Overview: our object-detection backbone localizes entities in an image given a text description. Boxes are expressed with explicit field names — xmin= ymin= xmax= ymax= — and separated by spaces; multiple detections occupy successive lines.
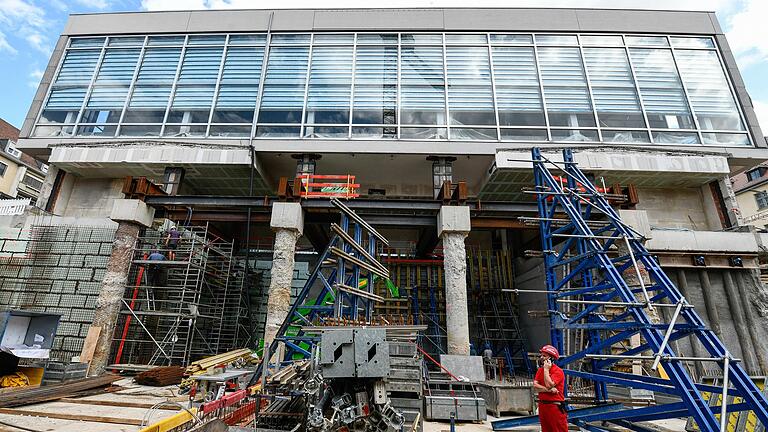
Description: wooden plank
xmin=0 ymin=375 xmax=120 ymax=408
xmin=58 ymin=398 xmax=181 ymax=410
xmin=0 ymin=408 xmax=143 ymax=426
xmin=79 ymin=326 xmax=101 ymax=374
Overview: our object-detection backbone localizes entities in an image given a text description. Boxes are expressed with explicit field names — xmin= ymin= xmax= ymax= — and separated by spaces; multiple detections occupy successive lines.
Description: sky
xmin=0 ymin=0 xmax=767 ymax=133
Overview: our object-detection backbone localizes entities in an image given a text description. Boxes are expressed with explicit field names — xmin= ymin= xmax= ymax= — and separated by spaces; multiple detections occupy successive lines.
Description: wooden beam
xmin=0 ymin=408 xmax=143 ymax=426
xmin=58 ymin=398 xmax=181 ymax=411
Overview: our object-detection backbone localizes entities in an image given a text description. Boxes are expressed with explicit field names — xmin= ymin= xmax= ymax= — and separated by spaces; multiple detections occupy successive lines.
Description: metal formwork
xmin=494 ymin=148 xmax=768 ymax=431
xmin=0 ymin=224 xmax=116 ymax=361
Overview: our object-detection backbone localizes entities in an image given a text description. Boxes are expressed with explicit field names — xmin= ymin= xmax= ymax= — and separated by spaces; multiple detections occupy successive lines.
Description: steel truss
xmin=496 ymin=149 xmax=768 ymax=431
xmin=259 ymin=198 xmax=390 ymax=366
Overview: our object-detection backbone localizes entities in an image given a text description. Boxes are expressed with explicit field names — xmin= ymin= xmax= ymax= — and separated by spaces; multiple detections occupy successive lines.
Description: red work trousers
xmin=538 ymin=402 xmax=568 ymax=432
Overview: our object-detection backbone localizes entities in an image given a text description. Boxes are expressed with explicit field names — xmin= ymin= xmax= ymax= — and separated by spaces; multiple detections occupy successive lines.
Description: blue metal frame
xmin=528 ymin=148 xmax=768 ymax=432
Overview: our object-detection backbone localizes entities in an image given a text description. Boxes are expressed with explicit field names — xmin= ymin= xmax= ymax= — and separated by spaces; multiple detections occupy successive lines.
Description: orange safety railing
xmin=296 ymin=174 xmax=360 ymax=199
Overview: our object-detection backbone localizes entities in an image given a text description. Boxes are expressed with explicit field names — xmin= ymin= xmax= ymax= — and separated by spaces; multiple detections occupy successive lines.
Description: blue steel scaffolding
xmin=493 ymin=148 xmax=768 ymax=432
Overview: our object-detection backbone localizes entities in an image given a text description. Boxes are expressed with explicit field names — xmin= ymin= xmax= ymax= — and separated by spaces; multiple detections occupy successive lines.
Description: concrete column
xmin=734 ymin=271 xmax=768 ymax=374
xmin=698 ymin=269 xmax=722 ymax=338
xmin=438 ymin=206 xmax=471 ymax=356
xmin=263 ymin=202 xmax=304 ymax=349
xmin=90 ymin=199 xmax=154 ymax=375
xmin=676 ymin=269 xmax=705 ymax=378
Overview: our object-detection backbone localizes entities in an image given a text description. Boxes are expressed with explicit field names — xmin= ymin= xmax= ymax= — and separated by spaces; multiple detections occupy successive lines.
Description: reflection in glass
xmin=538 ymin=47 xmax=595 ymax=127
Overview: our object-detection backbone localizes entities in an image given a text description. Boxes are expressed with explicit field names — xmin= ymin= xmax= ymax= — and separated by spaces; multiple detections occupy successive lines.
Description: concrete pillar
xmin=438 ymin=205 xmax=471 ymax=355
xmin=90 ymin=199 xmax=154 ymax=375
xmin=263 ymin=202 xmax=304 ymax=349
xmin=676 ymin=269 xmax=705 ymax=378
xmin=734 ymin=271 xmax=768 ymax=374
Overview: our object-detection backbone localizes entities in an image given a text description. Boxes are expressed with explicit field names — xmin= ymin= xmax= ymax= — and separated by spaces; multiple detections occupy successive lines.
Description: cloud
xmin=724 ymin=0 xmax=768 ymax=71
xmin=28 ymin=69 xmax=44 ymax=88
xmin=0 ymin=30 xmax=17 ymax=54
xmin=753 ymin=100 xmax=768 ymax=135
xmin=0 ymin=0 xmax=49 ymax=54
xmin=74 ymin=0 xmax=109 ymax=9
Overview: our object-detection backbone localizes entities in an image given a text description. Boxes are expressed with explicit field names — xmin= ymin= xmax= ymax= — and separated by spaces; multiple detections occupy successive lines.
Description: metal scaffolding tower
xmin=494 ymin=148 xmax=768 ymax=431
xmin=110 ymin=224 xmax=238 ymax=366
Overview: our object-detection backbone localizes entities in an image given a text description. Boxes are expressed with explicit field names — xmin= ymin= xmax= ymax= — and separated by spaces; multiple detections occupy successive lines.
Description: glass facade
xmin=33 ymin=32 xmax=751 ymax=146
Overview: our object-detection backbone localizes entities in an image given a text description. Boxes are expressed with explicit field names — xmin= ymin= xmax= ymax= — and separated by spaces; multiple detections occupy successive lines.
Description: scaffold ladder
xmin=493 ymin=148 xmax=768 ymax=431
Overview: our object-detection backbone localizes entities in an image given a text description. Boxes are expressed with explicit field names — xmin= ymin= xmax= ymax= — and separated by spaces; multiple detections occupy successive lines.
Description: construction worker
xmin=533 ymin=344 xmax=567 ymax=432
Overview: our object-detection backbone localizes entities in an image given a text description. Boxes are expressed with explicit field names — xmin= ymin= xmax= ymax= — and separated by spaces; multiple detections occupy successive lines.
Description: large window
xmin=756 ymin=191 xmax=768 ymax=210
xmin=35 ymin=32 xmax=752 ymax=146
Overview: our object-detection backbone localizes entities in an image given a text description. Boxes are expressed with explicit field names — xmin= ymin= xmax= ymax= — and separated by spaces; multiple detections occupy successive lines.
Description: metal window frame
xmin=37 ymin=32 xmax=753 ymax=148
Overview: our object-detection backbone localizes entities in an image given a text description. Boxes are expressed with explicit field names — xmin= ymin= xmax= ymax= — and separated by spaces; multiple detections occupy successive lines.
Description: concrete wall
xmin=56 ymin=177 xmax=123 ymax=219
xmin=636 ymin=187 xmax=715 ymax=231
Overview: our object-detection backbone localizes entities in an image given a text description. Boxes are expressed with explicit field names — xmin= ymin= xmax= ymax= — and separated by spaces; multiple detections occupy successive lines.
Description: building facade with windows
xmin=733 ymin=160 xmax=768 ymax=227
xmin=10 ymin=8 xmax=768 ymax=372
xmin=0 ymin=118 xmax=47 ymax=201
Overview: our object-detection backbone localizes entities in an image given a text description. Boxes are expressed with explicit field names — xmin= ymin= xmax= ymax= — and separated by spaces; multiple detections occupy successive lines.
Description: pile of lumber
xmin=0 ymin=375 xmax=120 ymax=408
xmin=185 ymin=349 xmax=253 ymax=375
xmin=135 ymin=366 xmax=185 ymax=386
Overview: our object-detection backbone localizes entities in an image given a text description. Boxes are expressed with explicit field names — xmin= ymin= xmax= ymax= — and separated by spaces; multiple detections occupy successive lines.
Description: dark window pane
xmin=352 ymin=109 xmax=396 ymax=125
xmin=209 ymin=126 xmax=252 ymax=137
xmin=123 ymin=109 xmax=166 ymax=123
xmin=81 ymin=109 xmax=122 ymax=123
xmin=257 ymin=110 xmax=303 ymax=123
xmin=167 ymin=110 xmax=210 ymax=123
xmin=119 ymin=125 xmax=162 ymax=136
xmin=255 ymin=126 xmax=301 ymax=137
xmin=212 ymin=110 xmax=254 ymax=123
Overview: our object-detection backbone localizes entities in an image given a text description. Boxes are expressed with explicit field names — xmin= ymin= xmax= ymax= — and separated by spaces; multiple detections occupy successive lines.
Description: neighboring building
xmin=9 ymin=8 xmax=768 ymax=373
xmin=733 ymin=150 xmax=768 ymax=227
xmin=0 ymin=118 xmax=47 ymax=201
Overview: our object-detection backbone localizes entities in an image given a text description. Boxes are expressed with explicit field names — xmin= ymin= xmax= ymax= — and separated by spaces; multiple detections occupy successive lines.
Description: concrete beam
xmin=110 ymin=199 xmax=155 ymax=228
xmin=270 ymin=202 xmax=304 ymax=235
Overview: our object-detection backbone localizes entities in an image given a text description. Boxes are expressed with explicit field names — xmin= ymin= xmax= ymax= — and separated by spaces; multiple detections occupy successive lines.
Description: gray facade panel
xmin=443 ymin=9 xmax=578 ymax=31
xmin=186 ymin=10 xmax=272 ymax=32
xmin=270 ymin=10 xmax=315 ymax=31
xmin=313 ymin=9 xmax=444 ymax=30
xmin=573 ymin=10 xmax=717 ymax=34
xmin=21 ymin=36 xmax=68 ymax=138
xmin=64 ymin=11 xmax=192 ymax=35
xmin=62 ymin=8 xmax=723 ymax=36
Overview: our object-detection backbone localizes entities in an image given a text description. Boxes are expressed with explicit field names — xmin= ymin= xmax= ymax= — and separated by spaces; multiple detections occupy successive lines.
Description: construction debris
xmin=135 ymin=366 xmax=185 ymax=386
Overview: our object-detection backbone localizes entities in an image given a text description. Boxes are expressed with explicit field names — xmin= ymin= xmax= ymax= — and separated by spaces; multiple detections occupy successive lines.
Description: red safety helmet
xmin=540 ymin=344 xmax=560 ymax=360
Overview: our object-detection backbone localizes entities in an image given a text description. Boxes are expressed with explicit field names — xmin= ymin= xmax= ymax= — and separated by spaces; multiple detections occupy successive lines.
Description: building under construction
xmin=3 ymin=6 xmax=768 ymax=431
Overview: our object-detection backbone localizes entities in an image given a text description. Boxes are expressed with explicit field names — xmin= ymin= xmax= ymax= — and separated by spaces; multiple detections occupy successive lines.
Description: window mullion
xmin=577 ymin=35 xmax=602 ymax=142
xmin=442 ymin=33 xmax=450 ymax=140
xmin=300 ymin=34 xmax=315 ymax=138
xmin=206 ymin=35 xmax=229 ymax=137
xmin=116 ymin=36 xmax=149 ymax=135
xmin=73 ymin=38 xmax=109 ymax=131
xmin=486 ymin=33 xmax=501 ymax=142
xmin=252 ymin=32 xmax=272 ymax=139
xmin=531 ymin=42 xmax=551 ymax=141
xmin=668 ymin=35 xmax=703 ymax=145
xmin=622 ymin=37 xmax=652 ymax=139
xmin=160 ymin=36 xmax=188 ymax=136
